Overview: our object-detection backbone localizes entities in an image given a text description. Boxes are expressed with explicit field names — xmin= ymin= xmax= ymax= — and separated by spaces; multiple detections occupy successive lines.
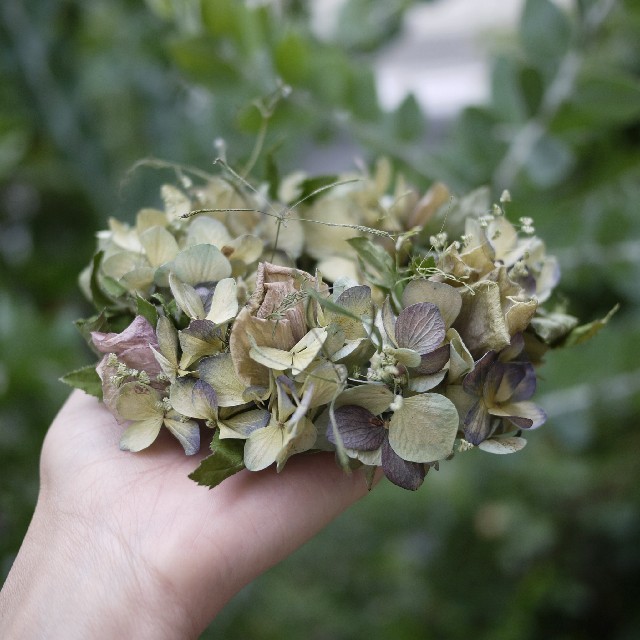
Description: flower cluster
xmin=65 ymin=160 xmax=610 ymax=490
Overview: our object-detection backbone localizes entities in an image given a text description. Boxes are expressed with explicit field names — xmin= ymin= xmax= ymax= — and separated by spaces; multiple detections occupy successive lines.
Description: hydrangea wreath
xmin=63 ymin=158 xmax=615 ymax=491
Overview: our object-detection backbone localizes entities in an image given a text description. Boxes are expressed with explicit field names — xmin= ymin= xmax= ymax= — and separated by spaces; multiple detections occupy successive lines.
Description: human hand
xmin=0 ymin=390 xmax=374 ymax=639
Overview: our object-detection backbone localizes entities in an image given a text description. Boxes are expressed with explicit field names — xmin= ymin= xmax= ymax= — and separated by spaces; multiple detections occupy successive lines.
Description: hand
xmin=0 ymin=391 xmax=374 ymax=639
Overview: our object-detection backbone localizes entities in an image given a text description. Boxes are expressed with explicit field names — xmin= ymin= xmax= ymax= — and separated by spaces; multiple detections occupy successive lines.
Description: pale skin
xmin=0 ymin=391 xmax=375 ymax=639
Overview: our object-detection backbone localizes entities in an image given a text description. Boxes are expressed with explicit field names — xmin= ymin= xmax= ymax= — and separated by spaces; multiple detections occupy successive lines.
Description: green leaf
xmin=561 ymin=304 xmax=619 ymax=347
xmin=346 ymin=237 xmax=396 ymax=290
xmin=520 ymin=0 xmax=572 ymax=69
xmin=74 ymin=311 xmax=109 ymax=347
xmin=393 ymin=93 xmax=425 ymax=141
xmin=274 ymin=31 xmax=310 ymax=84
xmin=89 ymin=251 xmax=115 ymax=310
xmin=60 ymin=365 xmax=103 ymax=399
xmin=189 ymin=432 xmax=246 ymax=488
xmin=136 ymin=295 xmax=159 ymax=328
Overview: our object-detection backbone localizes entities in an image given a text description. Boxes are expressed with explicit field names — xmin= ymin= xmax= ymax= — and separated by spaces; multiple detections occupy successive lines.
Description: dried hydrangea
xmin=64 ymin=158 xmax=615 ymax=491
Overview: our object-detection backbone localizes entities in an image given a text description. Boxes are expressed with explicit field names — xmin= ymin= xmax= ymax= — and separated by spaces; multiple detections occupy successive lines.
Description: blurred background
xmin=1 ymin=0 xmax=639 ymax=637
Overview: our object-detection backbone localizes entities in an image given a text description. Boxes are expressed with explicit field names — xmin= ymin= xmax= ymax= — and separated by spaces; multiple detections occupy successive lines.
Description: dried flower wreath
xmin=63 ymin=158 xmax=614 ymax=490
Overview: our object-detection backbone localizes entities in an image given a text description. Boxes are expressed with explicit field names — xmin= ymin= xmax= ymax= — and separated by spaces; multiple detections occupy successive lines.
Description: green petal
xmin=164 ymin=417 xmax=200 ymax=455
xmin=291 ymin=328 xmax=327 ymax=375
xmin=119 ymin=416 xmax=163 ymax=452
xmin=185 ymin=217 xmax=232 ymax=248
xmin=169 ymin=273 xmax=205 ymax=320
xmin=198 ymin=353 xmax=248 ymax=407
xmin=388 ymin=393 xmax=458 ymax=463
xmin=301 ymin=361 xmax=347 ymax=408
xmin=244 ymin=423 xmax=284 ymax=471
xmin=169 ymin=377 xmax=217 ymax=421
xmin=335 ymin=384 xmax=394 ymax=415
xmin=178 ymin=320 xmax=223 ymax=369
xmin=219 ymin=409 xmax=271 ymax=439
xmin=173 ymin=244 xmax=232 ymax=285
xmin=116 ymin=382 xmax=163 ymax=421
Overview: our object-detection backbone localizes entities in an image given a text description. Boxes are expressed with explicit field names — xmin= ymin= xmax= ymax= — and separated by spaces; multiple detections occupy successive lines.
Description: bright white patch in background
xmin=311 ymin=0 xmax=571 ymax=119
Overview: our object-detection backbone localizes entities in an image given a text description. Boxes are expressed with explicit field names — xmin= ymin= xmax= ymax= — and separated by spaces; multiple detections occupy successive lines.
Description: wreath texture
xmin=63 ymin=159 xmax=613 ymax=491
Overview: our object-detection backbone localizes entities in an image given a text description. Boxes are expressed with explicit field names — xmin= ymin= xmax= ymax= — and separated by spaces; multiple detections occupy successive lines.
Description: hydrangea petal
xmin=119 ymin=416 xmax=163 ymax=452
xmin=205 ymin=277 xmax=238 ymax=325
xmin=489 ymin=401 xmax=547 ymax=429
xmin=140 ymin=226 xmax=179 ymax=268
xmin=326 ymin=405 xmax=386 ymax=451
xmin=454 ymin=281 xmax=511 ymax=357
xmin=381 ymin=439 xmax=426 ymax=490
xmin=334 ymin=384 xmax=394 ymax=415
xmin=169 ymin=273 xmax=206 ymax=320
xmin=447 ymin=328 xmax=474 ymax=382
xmin=395 ymin=303 xmax=446 ymax=354
xmin=169 ymin=377 xmax=217 ymax=421
xmin=402 ymin=280 xmax=462 ymax=328
xmin=327 ymin=285 xmax=372 ymax=340
xmin=163 ymin=416 xmax=200 ymax=455
xmin=185 ymin=217 xmax=232 ymax=248
xmin=116 ymin=382 xmax=162 ymax=421
xmin=414 ymin=344 xmax=450 ymax=375
xmin=462 ymin=350 xmax=498 ymax=396
xmin=218 ymin=409 xmax=271 ymax=439
xmin=463 ymin=399 xmax=494 ymax=445
xmin=198 ymin=353 xmax=251 ymax=407
xmin=173 ymin=244 xmax=232 ymax=285
xmin=478 ymin=436 xmax=527 ymax=454
xmin=244 ymin=423 xmax=284 ymax=471
xmin=388 ymin=393 xmax=458 ymax=462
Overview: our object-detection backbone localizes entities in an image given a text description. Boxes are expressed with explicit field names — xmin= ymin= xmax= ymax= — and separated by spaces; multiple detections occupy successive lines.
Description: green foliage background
xmin=1 ymin=0 xmax=639 ymax=637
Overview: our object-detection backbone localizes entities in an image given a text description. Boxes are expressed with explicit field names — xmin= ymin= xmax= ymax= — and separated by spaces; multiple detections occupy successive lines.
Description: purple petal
xmin=463 ymin=399 xmax=494 ymax=445
xmin=91 ymin=315 xmax=161 ymax=375
xmin=395 ymin=303 xmax=446 ymax=354
xmin=462 ymin=350 xmax=498 ymax=396
xmin=510 ymin=364 xmax=537 ymax=401
xmin=413 ymin=344 xmax=451 ymax=375
xmin=326 ymin=405 xmax=386 ymax=451
xmin=193 ymin=379 xmax=218 ymax=412
xmin=381 ymin=439 xmax=426 ymax=490
xmin=490 ymin=363 xmax=529 ymax=404
xmin=498 ymin=333 xmax=525 ymax=362
xmin=490 ymin=401 xmax=547 ymax=429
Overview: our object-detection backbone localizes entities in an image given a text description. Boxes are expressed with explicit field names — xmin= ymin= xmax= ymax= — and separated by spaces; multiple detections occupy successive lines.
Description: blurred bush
xmin=1 ymin=0 xmax=639 ymax=638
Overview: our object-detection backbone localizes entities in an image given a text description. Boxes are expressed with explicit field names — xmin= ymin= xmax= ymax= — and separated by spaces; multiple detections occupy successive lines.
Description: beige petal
xmin=335 ymin=384 xmax=394 ymax=415
xmin=198 ymin=353 xmax=248 ymax=407
xmin=169 ymin=273 xmax=205 ymax=320
xmin=119 ymin=416 xmax=163 ymax=452
xmin=173 ymin=244 xmax=232 ymax=286
xmin=116 ymin=382 xmax=163 ymax=421
xmin=454 ymin=281 xmax=511 ymax=356
xmin=244 ymin=422 xmax=284 ymax=471
xmin=205 ymin=277 xmax=238 ymax=325
xmin=136 ymin=208 xmax=167 ymax=233
xmin=185 ymin=216 xmax=232 ymax=248
xmin=447 ymin=328 xmax=474 ymax=383
xmin=140 ymin=226 xmax=179 ymax=268
xmin=291 ymin=328 xmax=328 ymax=375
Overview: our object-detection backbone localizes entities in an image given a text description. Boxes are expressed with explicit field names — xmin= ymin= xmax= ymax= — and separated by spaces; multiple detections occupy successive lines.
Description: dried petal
xmin=198 ymin=353 xmax=248 ymax=407
xmin=388 ymin=393 xmax=458 ymax=462
xmin=488 ymin=401 xmax=547 ymax=429
xmin=163 ymin=415 xmax=200 ymax=455
xmin=395 ymin=303 xmax=446 ymax=354
xmin=205 ymin=277 xmax=238 ymax=325
xmin=478 ymin=436 xmax=527 ymax=454
xmin=173 ymin=244 xmax=232 ymax=285
xmin=244 ymin=422 xmax=284 ymax=471
xmin=327 ymin=405 xmax=386 ymax=451
xmin=139 ymin=226 xmax=179 ymax=268
xmin=334 ymin=384 xmax=394 ymax=415
xmin=402 ymin=280 xmax=462 ymax=328
xmin=119 ymin=417 xmax=163 ymax=452
xmin=413 ymin=343 xmax=450 ymax=375
xmin=463 ymin=399 xmax=494 ymax=445
xmin=218 ymin=409 xmax=271 ymax=439
xmin=169 ymin=273 xmax=206 ymax=320
xmin=92 ymin=315 xmax=161 ymax=375
xmin=381 ymin=439 xmax=426 ymax=491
